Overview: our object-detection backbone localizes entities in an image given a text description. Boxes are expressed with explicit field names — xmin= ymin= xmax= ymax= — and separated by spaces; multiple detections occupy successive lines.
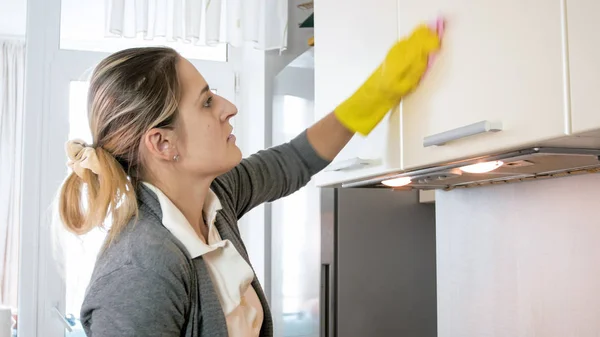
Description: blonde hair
xmin=59 ymin=47 xmax=181 ymax=243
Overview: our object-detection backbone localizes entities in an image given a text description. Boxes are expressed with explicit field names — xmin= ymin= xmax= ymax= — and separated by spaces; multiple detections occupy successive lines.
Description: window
xmin=22 ymin=2 xmax=236 ymax=333
xmin=0 ymin=39 xmax=25 ymax=336
xmin=59 ymin=0 xmax=227 ymax=62
xmin=271 ymin=92 xmax=320 ymax=337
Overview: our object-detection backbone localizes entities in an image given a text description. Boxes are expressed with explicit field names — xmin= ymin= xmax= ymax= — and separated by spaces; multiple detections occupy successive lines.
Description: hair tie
xmin=65 ymin=139 xmax=102 ymax=179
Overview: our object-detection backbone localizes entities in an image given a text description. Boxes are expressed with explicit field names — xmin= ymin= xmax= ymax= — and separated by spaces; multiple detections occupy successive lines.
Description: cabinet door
xmin=313 ymin=0 xmax=401 ymax=187
xmin=399 ymin=0 xmax=567 ymax=170
xmin=567 ymin=0 xmax=600 ymax=135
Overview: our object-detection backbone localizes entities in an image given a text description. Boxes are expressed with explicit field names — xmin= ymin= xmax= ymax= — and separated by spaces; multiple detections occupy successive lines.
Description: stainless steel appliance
xmin=320 ymin=188 xmax=437 ymax=337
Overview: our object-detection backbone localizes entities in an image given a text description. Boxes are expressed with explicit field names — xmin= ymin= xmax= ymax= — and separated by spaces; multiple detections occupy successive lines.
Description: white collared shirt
xmin=143 ymin=182 xmax=264 ymax=337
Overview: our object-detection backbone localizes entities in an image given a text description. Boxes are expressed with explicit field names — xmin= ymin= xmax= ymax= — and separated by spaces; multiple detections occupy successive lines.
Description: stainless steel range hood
xmin=341 ymin=147 xmax=600 ymax=190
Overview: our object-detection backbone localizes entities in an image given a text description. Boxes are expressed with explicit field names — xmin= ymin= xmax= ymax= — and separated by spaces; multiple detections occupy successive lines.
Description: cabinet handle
xmin=423 ymin=120 xmax=503 ymax=147
xmin=324 ymin=157 xmax=381 ymax=172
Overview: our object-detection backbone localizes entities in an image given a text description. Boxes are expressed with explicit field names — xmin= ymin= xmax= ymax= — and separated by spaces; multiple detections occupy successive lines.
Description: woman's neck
xmin=151 ymin=176 xmax=213 ymax=241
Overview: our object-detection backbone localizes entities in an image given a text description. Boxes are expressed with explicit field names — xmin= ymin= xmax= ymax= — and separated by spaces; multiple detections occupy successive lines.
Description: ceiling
xmin=0 ymin=0 xmax=27 ymax=36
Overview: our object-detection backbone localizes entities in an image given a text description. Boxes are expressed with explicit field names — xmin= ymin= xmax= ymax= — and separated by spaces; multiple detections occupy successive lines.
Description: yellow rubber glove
xmin=334 ymin=24 xmax=442 ymax=136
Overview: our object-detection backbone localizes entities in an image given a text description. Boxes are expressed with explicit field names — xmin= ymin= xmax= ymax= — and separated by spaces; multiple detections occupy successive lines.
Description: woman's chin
xmin=228 ymin=146 xmax=243 ymax=165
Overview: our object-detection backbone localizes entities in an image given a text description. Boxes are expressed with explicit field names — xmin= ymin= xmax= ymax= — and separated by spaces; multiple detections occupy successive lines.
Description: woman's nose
xmin=220 ymin=96 xmax=238 ymax=121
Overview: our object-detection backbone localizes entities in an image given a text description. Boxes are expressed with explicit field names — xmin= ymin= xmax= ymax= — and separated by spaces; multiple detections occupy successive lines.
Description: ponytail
xmin=59 ymin=142 xmax=137 ymax=244
xmin=58 ymin=46 xmax=181 ymax=244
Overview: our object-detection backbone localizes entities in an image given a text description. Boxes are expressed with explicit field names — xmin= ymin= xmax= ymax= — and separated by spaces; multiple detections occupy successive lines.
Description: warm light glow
xmin=459 ymin=161 xmax=504 ymax=174
xmin=381 ymin=177 xmax=412 ymax=187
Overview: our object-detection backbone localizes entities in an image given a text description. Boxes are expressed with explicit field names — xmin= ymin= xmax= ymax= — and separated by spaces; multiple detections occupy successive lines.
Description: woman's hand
xmin=334 ymin=19 xmax=444 ymax=136
xmin=307 ymin=19 xmax=443 ymax=162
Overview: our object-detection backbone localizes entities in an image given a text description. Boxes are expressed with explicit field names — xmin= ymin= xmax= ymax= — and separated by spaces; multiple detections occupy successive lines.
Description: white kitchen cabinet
xmin=566 ymin=0 xmax=600 ymax=135
xmin=313 ymin=0 xmax=402 ymax=187
xmin=399 ymin=1 xmax=568 ymax=170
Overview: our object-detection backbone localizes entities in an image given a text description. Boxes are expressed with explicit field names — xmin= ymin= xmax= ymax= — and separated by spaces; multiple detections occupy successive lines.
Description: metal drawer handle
xmin=423 ymin=120 xmax=503 ymax=147
xmin=324 ymin=157 xmax=381 ymax=172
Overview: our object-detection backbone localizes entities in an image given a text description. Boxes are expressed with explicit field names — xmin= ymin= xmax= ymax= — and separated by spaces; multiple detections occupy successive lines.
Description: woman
xmin=58 ymin=23 xmax=441 ymax=337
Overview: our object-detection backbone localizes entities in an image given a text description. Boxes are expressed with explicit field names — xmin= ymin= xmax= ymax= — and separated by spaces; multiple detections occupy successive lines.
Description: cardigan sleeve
xmin=215 ymin=130 xmax=330 ymax=219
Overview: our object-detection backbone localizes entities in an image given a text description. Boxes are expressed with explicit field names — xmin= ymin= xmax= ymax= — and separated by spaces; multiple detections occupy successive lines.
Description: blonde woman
xmin=59 ymin=23 xmax=441 ymax=337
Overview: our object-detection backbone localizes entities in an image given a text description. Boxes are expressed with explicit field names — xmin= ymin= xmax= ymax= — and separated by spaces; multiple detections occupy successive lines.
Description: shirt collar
xmin=142 ymin=182 xmax=223 ymax=258
xmin=203 ymin=186 xmax=223 ymax=225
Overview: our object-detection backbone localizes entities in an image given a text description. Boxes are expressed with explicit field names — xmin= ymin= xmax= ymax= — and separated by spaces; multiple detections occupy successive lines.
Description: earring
xmin=173 ymin=154 xmax=180 ymax=162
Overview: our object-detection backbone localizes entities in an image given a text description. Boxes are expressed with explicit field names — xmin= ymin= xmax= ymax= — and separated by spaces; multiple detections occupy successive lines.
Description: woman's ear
xmin=143 ymin=128 xmax=178 ymax=162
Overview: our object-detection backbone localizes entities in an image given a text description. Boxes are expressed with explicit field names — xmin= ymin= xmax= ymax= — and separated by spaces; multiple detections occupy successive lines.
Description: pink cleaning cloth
xmin=426 ymin=17 xmax=445 ymax=73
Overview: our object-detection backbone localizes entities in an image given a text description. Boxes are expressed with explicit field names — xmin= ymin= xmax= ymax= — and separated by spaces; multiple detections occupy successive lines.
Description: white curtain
xmin=105 ymin=0 xmax=288 ymax=51
xmin=0 ymin=40 xmax=25 ymax=309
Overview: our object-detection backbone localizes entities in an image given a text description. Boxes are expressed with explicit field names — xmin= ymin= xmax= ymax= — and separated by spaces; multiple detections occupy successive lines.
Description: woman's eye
xmin=203 ymin=96 xmax=213 ymax=108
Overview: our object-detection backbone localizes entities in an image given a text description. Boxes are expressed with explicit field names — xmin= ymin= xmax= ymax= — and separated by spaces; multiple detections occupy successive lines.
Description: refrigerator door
xmin=320 ymin=188 xmax=336 ymax=337
xmin=323 ymin=188 xmax=437 ymax=337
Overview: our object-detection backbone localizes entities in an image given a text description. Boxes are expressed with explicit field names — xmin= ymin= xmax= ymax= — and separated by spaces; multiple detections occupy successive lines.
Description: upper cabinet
xmin=566 ymin=0 xmax=600 ymax=135
xmin=399 ymin=0 xmax=568 ymax=170
xmin=313 ymin=0 xmax=402 ymax=186
xmin=313 ymin=0 xmax=600 ymax=186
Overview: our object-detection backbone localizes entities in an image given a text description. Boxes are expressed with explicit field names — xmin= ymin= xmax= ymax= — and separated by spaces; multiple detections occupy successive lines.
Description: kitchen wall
xmin=436 ymin=173 xmax=600 ymax=337
xmin=230 ymin=0 xmax=314 ymax=294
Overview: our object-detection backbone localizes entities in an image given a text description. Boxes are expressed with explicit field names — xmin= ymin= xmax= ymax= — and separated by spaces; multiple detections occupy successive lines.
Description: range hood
xmin=341 ymin=147 xmax=600 ymax=190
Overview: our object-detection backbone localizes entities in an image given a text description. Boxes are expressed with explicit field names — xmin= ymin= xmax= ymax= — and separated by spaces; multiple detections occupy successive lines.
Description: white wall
xmin=0 ymin=0 xmax=27 ymax=36
xmin=266 ymin=0 xmax=314 ymax=76
xmin=265 ymin=0 xmax=314 ymax=147
xmin=436 ymin=173 xmax=600 ymax=337
xmin=233 ymin=0 xmax=313 ymax=296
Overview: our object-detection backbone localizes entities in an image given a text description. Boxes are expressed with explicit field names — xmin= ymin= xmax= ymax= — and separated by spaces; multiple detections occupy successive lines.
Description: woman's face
xmin=173 ymin=57 xmax=242 ymax=177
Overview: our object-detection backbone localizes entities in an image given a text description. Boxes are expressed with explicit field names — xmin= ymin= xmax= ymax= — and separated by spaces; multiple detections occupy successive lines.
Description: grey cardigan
xmin=80 ymin=131 xmax=330 ymax=337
